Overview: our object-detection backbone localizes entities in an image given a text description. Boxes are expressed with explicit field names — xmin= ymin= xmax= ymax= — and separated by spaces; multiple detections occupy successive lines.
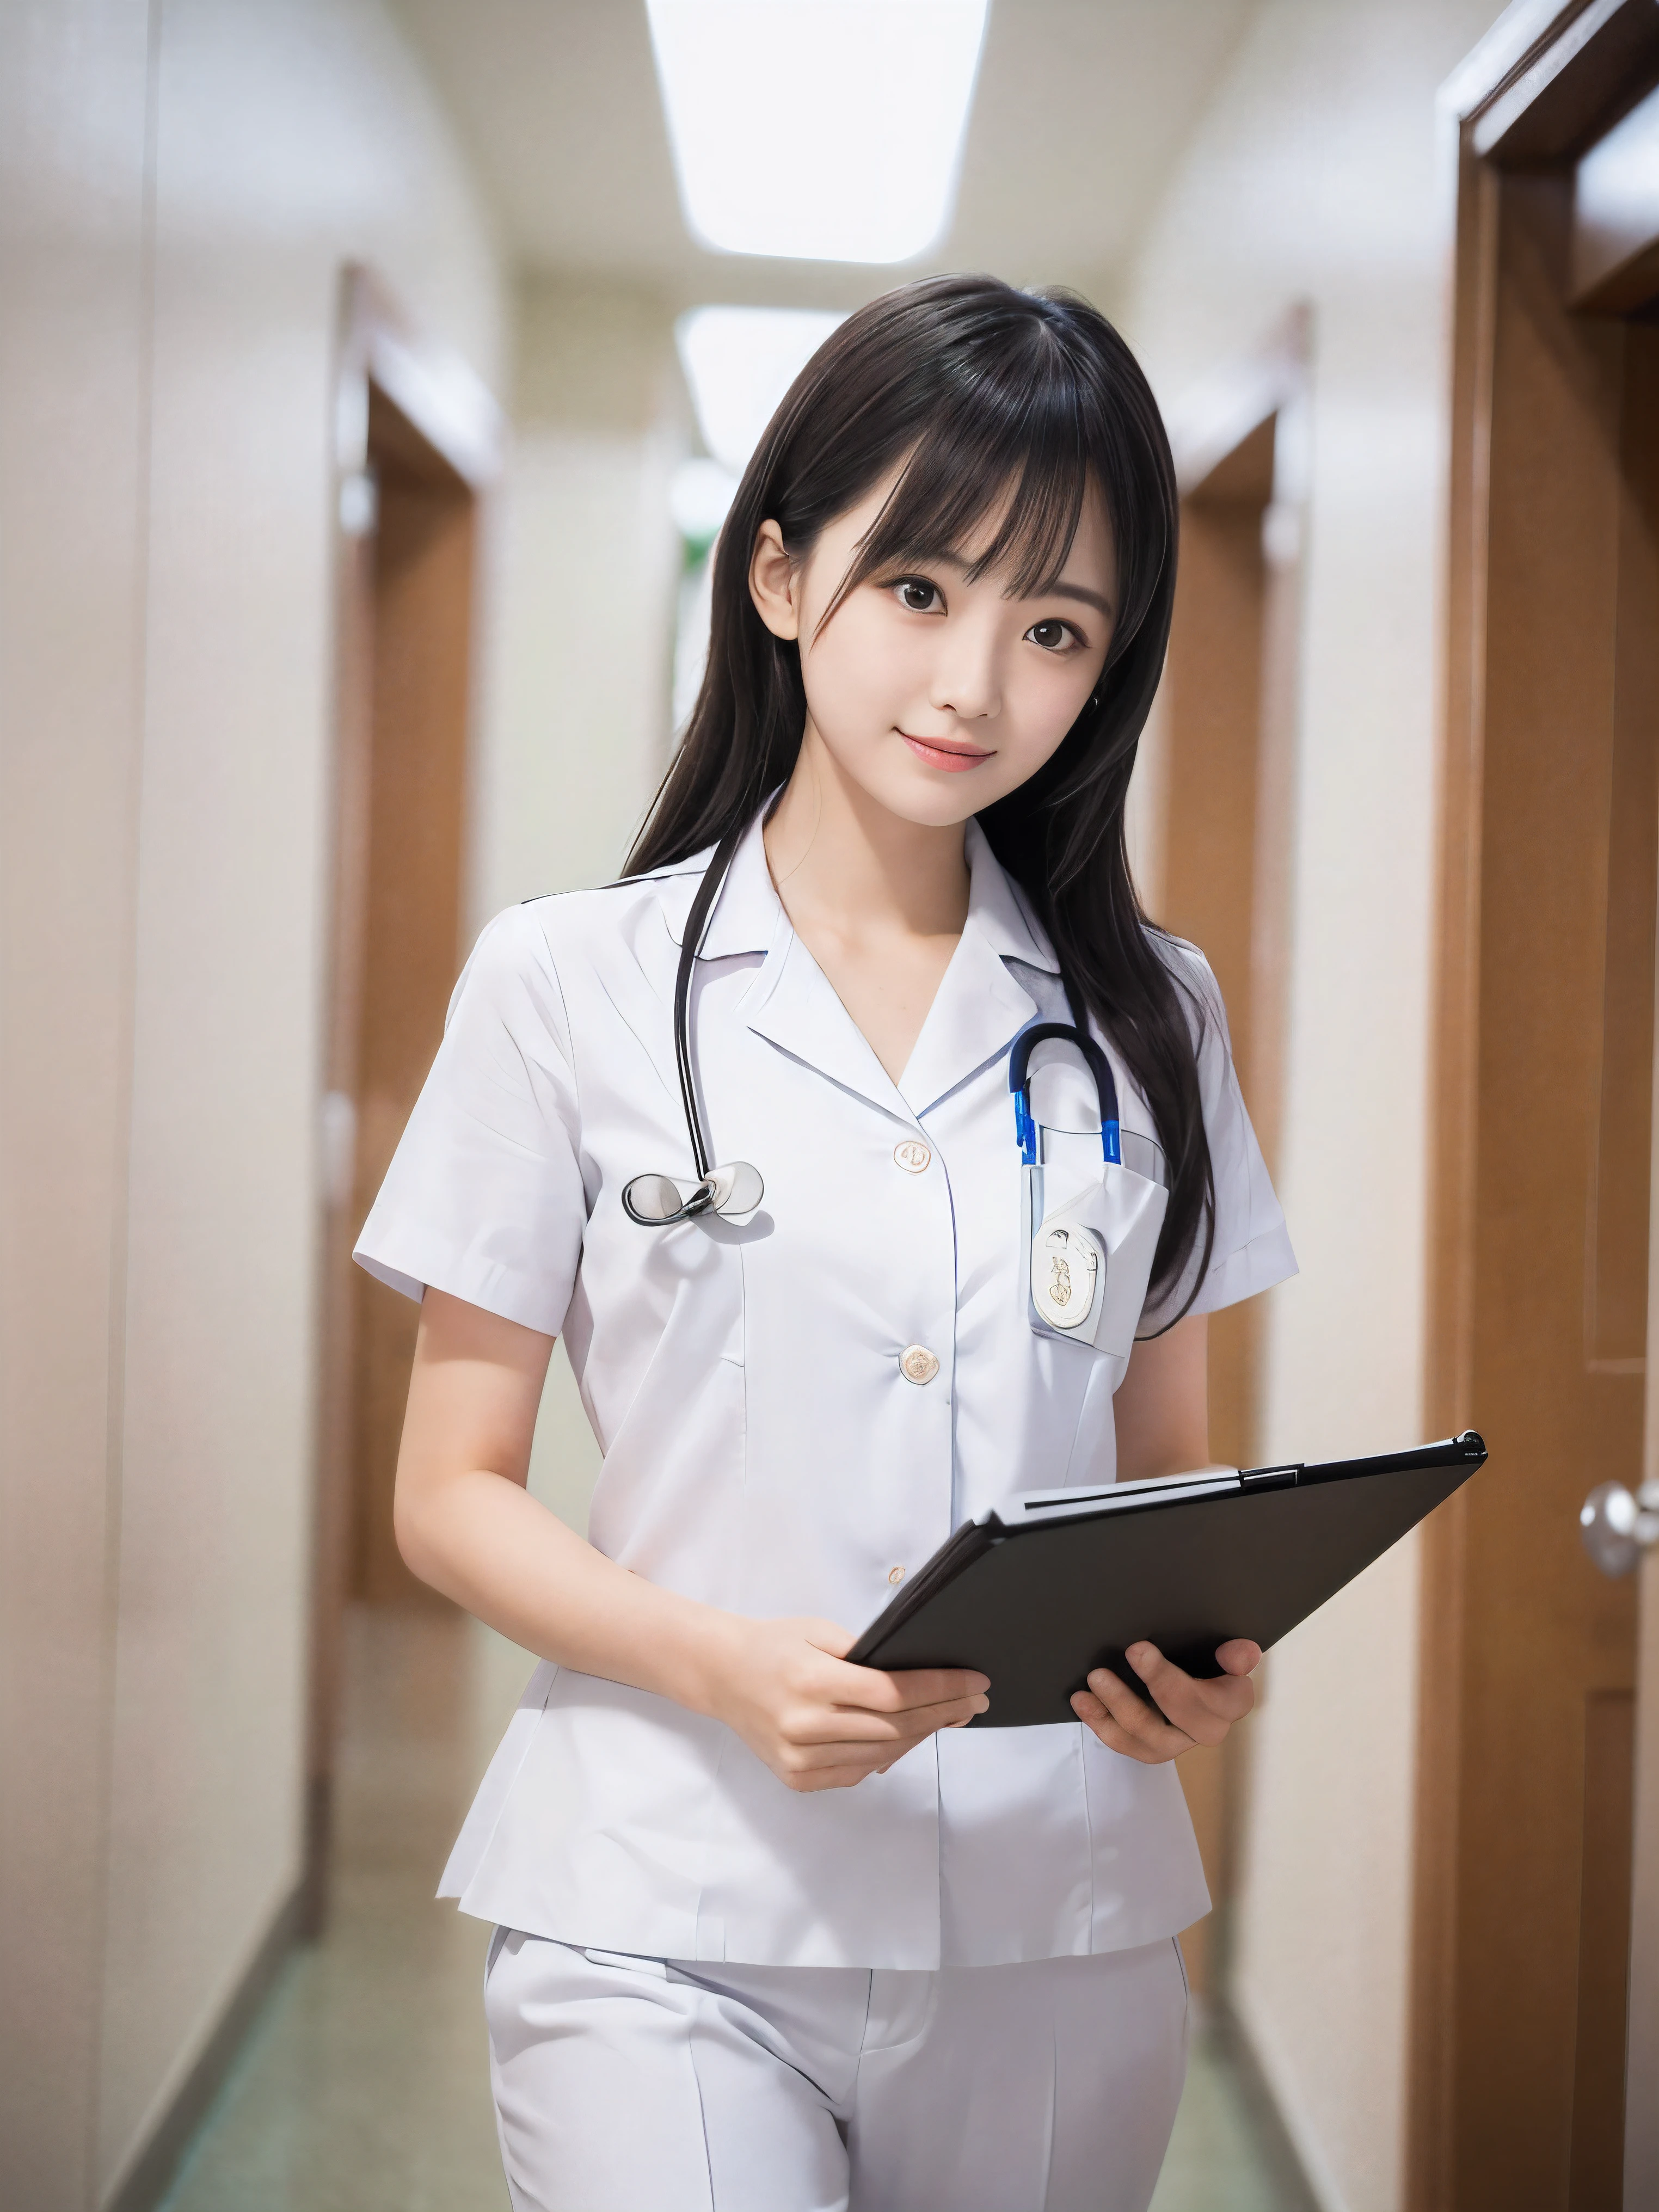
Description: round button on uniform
xmin=888 ymin=1565 xmax=906 ymax=1586
xmin=899 ymin=1344 xmax=940 ymax=1385
xmin=893 ymin=1139 xmax=931 ymax=1174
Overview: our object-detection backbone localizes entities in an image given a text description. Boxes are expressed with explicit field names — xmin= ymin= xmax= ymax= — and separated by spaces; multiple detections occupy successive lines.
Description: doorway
xmin=349 ymin=388 xmax=478 ymax=1606
xmin=1149 ymin=334 xmax=1307 ymax=2006
xmin=1416 ymin=13 xmax=1659 ymax=2207
xmin=305 ymin=268 xmax=502 ymax=1928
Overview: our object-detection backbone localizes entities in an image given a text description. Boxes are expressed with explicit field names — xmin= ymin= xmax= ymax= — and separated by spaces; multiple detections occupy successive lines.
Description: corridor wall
xmin=0 ymin=3 xmax=505 ymax=2205
xmin=472 ymin=274 xmax=683 ymax=928
xmin=1115 ymin=5 xmax=1498 ymax=2208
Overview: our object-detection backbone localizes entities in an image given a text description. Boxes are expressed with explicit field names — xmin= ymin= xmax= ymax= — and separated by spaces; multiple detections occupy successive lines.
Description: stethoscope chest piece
xmin=622 ymin=1158 xmax=763 ymax=1228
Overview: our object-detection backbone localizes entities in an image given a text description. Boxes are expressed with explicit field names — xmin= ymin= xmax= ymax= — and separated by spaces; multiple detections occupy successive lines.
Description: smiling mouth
xmin=900 ymin=730 xmax=994 ymax=771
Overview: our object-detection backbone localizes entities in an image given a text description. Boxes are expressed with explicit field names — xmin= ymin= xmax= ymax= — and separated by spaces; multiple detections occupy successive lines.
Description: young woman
xmin=356 ymin=274 xmax=1295 ymax=2212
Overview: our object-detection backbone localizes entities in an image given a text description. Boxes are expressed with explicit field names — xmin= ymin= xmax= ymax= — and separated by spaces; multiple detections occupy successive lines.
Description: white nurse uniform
xmin=354 ymin=807 xmax=1295 ymax=1975
xmin=355 ymin=806 xmax=1295 ymax=2209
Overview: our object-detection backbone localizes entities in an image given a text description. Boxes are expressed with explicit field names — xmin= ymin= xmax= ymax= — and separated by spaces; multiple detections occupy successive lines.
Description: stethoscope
xmin=622 ymin=826 xmax=765 ymax=1227
xmin=623 ymin=830 xmax=1122 ymax=1228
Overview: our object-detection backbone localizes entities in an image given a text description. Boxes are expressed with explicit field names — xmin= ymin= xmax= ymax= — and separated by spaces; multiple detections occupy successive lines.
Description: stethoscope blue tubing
xmin=1008 ymin=1022 xmax=1121 ymax=1166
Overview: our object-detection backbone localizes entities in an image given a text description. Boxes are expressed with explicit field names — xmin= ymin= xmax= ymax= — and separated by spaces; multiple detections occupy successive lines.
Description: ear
xmin=748 ymin=519 xmax=800 ymax=642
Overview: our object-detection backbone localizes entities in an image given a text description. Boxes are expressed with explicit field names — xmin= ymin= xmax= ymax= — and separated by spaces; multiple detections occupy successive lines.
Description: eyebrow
xmin=918 ymin=550 xmax=1115 ymax=620
xmin=1039 ymin=580 xmax=1115 ymax=620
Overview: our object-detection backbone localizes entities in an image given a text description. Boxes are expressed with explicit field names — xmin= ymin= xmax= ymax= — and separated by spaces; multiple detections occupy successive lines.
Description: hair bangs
xmin=821 ymin=340 xmax=1095 ymax=629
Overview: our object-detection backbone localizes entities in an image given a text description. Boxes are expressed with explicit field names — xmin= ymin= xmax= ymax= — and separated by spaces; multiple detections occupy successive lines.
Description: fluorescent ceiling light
xmin=647 ymin=0 xmax=989 ymax=265
xmin=676 ymin=305 xmax=845 ymax=475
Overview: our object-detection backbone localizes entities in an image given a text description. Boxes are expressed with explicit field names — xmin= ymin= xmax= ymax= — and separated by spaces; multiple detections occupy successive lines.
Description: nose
xmin=929 ymin=620 xmax=1001 ymax=722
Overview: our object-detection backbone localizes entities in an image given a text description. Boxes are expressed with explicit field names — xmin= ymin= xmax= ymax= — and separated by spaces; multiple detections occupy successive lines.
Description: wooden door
xmin=1415 ymin=13 xmax=1659 ymax=2205
xmin=304 ymin=269 xmax=500 ymax=1927
xmin=1154 ymin=359 xmax=1305 ymax=1999
xmin=350 ymin=388 xmax=477 ymax=1607
xmin=1161 ymin=412 xmax=1275 ymax=1480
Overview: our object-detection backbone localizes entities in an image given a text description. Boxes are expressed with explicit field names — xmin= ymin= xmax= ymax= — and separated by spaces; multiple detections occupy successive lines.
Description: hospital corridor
xmin=4 ymin=3 xmax=1659 ymax=2210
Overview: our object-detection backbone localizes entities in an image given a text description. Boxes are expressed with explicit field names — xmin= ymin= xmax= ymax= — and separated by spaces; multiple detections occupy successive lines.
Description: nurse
xmin=357 ymin=273 xmax=1295 ymax=2212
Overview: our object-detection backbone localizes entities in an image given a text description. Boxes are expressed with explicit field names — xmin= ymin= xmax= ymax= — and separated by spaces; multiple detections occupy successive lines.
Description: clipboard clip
xmin=1240 ymin=1464 xmax=1300 ymax=1493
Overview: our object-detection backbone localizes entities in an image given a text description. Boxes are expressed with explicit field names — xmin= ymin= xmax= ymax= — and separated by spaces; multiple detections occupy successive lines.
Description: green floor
xmin=1147 ymin=2025 xmax=1301 ymax=2212
xmin=162 ymin=1609 xmax=1305 ymax=2212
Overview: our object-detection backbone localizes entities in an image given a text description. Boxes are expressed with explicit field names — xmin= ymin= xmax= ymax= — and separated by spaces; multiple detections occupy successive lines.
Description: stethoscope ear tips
xmin=623 ymin=1161 xmax=764 ymax=1227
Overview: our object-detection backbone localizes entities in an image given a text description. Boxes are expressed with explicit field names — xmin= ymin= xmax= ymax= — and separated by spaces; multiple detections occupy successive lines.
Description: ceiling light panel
xmin=677 ymin=305 xmax=845 ymax=475
xmin=647 ymin=0 xmax=990 ymax=265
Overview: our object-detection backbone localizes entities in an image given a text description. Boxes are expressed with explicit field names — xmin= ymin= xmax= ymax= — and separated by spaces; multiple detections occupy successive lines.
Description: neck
xmin=764 ymin=722 xmax=972 ymax=942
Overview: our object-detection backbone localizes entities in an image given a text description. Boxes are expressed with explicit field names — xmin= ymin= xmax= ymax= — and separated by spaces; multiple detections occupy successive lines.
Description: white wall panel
xmin=0 ymin=7 xmax=156 ymax=2202
xmin=471 ymin=276 xmax=684 ymax=927
xmin=84 ymin=4 xmax=506 ymax=2201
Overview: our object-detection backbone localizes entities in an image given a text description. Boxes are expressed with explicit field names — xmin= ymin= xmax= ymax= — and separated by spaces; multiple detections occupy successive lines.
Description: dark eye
xmin=896 ymin=578 xmax=941 ymax=613
xmin=1027 ymin=618 xmax=1073 ymax=651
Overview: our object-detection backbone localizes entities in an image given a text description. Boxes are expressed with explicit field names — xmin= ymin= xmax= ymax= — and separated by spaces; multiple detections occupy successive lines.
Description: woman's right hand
xmin=392 ymin=1293 xmax=988 ymax=1790
xmin=696 ymin=1615 xmax=990 ymax=1791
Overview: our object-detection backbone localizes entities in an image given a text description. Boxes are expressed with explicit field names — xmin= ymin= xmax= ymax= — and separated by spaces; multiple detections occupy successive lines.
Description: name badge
xmin=1031 ymin=1224 xmax=1103 ymax=1332
xmin=1022 ymin=1147 xmax=1168 ymax=1368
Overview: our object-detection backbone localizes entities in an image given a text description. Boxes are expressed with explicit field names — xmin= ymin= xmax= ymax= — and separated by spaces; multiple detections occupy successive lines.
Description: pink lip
xmin=900 ymin=730 xmax=994 ymax=772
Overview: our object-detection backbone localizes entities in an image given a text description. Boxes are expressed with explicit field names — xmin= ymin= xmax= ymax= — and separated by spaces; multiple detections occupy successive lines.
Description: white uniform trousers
xmin=484 ymin=1928 xmax=1189 ymax=2212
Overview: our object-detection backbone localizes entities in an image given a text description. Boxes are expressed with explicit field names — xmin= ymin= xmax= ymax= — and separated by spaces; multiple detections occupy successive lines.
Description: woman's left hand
xmin=1071 ymin=1639 xmax=1261 ymax=1763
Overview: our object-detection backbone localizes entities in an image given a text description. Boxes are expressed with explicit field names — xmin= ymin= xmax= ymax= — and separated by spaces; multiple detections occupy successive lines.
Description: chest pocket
xmin=1012 ymin=1018 xmax=1169 ymax=1380
xmin=1023 ymin=1152 xmax=1168 ymax=1367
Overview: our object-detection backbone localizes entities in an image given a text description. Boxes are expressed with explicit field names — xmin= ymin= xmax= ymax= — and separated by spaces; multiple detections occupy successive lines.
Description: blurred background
xmin=5 ymin=3 xmax=1659 ymax=2208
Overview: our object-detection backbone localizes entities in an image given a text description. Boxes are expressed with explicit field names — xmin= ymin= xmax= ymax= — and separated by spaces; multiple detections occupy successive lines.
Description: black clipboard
xmin=846 ymin=1432 xmax=1488 ymax=1726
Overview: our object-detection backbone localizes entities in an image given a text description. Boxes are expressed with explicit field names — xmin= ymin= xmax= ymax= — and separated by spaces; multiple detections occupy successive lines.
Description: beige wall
xmin=0 ymin=7 xmax=156 ymax=2203
xmin=1115 ymin=6 xmax=1497 ymax=2208
xmin=0 ymin=2 xmax=506 ymax=2204
xmin=472 ymin=274 xmax=684 ymax=929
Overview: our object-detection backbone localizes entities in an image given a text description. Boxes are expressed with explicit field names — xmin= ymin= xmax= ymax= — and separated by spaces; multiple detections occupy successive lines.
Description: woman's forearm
xmin=1113 ymin=1311 xmax=1212 ymax=1478
xmin=396 ymin=1467 xmax=742 ymax=1716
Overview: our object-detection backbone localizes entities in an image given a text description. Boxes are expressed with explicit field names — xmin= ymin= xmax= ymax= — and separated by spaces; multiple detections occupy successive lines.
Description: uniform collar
xmin=894 ymin=824 xmax=1056 ymax=1118
xmin=655 ymin=811 xmax=1060 ymax=974
xmin=658 ymin=808 xmax=1060 ymax=1126
xmin=655 ymin=810 xmax=784 ymax=958
xmin=958 ymin=819 xmax=1061 ymax=976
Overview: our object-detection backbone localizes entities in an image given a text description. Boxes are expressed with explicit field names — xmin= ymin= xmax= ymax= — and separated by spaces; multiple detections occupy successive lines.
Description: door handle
xmin=1580 ymin=1479 xmax=1659 ymax=1577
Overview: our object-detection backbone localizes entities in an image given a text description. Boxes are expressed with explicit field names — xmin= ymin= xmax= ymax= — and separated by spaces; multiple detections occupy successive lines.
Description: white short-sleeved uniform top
xmin=355 ymin=811 xmax=1296 ymax=1970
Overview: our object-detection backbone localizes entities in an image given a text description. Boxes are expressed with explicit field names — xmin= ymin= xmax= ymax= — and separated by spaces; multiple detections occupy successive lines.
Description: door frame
xmin=1127 ymin=315 xmax=1312 ymax=2027
xmin=1413 ymin=4 xmax=1659 ymax=2200
xmin=1158 ymin=303 xmax=1310 ymax=1191
xmin=303 ymin=266 xmax=502 ymax=1931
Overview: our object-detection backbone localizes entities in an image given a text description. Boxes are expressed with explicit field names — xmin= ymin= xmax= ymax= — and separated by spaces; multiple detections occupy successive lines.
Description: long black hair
xmin=628 ymin=274 xmax=1213 ymax=1313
